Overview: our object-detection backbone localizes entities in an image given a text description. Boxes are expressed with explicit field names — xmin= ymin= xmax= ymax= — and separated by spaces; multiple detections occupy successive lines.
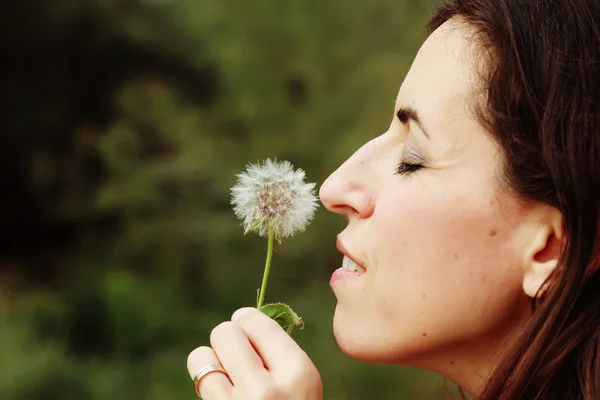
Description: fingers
xmin=188 ymin=309 xmax=322 ymax=399
xmin=231 ymin=308 xmax=313 ymax=371
xmin=187 ymin=346 xmax=233 ymax=399
xmin=210 ymin=321 xmax=269 ymax=387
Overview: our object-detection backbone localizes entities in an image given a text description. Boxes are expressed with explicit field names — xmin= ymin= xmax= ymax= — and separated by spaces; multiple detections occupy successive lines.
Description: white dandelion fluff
xmin=231 ymin=158 xmax=319 ymax=241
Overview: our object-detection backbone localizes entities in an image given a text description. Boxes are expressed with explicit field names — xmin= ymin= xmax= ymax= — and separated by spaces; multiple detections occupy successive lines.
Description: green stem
xmin=257 ymin=225 xmax=274 ymax=309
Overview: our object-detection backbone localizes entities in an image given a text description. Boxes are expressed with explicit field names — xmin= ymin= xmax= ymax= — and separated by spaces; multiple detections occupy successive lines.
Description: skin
xmin=187 ymin=18 xmax=564 ymax=398
xmin=319 ymin=19 xmax=530 ymax=391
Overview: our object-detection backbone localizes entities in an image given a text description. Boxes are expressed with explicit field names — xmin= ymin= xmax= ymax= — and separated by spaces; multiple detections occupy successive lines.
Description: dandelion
xmin=230 ymin=158 xmax=319 ymax=333
xmin=231 ymin=158 xmax=319 ymax=241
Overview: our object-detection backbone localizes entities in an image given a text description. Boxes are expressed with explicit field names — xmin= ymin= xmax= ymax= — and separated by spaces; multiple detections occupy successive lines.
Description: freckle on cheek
xmin=422 ymin=333 xmax=427 ymax=337
xmin=489 ymin=229 xmax=498 ymax=237
xmin=453 ymin=253 xmax=459 ymax=260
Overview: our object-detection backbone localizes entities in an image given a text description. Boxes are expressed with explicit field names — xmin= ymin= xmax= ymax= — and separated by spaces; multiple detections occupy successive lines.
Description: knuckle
xmin=263 ymin=315 xmax=284 ymax=332
xmin=187 ymin=346 xmax=212 ymax=363
xmin=249 ymin=384 xmax=282 ymax=400
xmin=281 ymin=361 xmax=322 ymax=394
xmin=210 ymin=321 xmax=236 ymax=345
xmin=187 ymin=346 xmax=213 ymax=369
xmin=241 ymin=363 xmax=322 ymax=400
xmin=260 ymin=313 xmax=283 ymax=332
xmin=239 ymin=311 xmax=276 ymax=333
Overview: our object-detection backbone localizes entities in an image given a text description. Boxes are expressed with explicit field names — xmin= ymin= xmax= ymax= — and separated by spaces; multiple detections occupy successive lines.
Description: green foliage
xmin=0 ymin=0 xmax=461 ymax=398
xmin=259 ymin=303 xmax=304 ymax=335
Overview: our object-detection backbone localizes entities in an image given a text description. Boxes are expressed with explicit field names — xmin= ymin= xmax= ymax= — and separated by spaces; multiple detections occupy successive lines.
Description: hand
xmin=187 ymin=307 xmax=323 ymax=400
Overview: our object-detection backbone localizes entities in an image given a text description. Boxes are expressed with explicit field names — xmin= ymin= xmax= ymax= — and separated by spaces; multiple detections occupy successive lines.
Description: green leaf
xmin=259 ymin=303 xmax=304 ymax=335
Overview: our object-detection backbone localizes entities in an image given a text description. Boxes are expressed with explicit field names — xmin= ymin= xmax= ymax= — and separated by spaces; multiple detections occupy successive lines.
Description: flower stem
xmin=257 ymin=225 xmax=274 ymax=309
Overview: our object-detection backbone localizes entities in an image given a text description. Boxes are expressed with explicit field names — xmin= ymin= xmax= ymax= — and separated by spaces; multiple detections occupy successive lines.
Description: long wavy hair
xmin=428 ymin=1 xmax=600 ymax=399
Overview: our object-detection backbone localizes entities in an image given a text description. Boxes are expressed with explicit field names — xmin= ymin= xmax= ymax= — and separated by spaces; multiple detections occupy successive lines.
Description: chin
xmin=332 ymin=305 xmax=367 ymax=360
xmin=333 ymin=327 xmax=379 ymax=363
xmin=332 ymin=305 xmax=432 ymax=365
xmin=332 ymin=306 xmax=393 ymax=363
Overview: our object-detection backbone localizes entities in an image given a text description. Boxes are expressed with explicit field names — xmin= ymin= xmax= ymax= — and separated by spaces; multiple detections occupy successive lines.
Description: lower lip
xmin=330 ymin=267 xmax=366 ymax=284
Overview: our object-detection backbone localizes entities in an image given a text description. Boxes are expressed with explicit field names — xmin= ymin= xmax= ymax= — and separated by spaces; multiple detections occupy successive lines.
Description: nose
xmin=319 ymin=139 xmax=377 ymax=219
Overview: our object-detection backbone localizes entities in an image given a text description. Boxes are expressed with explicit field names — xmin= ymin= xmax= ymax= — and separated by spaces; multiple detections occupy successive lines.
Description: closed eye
xmin=395 ymin=162 xmax=423 ymax=175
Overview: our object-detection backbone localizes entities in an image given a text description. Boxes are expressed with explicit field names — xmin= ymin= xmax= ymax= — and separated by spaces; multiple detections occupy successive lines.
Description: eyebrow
xmin=396 ymin=106 xmax=431 ymax=139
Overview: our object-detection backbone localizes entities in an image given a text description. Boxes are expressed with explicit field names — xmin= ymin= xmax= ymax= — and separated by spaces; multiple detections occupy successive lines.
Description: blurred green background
xmin=0 ymin=0 xmax=462 ymax=398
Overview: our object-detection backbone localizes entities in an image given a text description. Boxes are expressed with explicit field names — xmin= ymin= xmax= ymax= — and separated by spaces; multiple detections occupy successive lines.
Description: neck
xmin=408 ymin=306 xmax=531 ymax=396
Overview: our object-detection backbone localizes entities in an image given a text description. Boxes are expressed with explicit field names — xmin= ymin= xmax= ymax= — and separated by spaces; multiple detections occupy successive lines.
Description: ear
xmin=521 ymin=205 xmax=565 ymax=299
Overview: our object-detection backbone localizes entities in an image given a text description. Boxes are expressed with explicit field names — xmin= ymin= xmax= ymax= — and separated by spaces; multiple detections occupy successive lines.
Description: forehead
xmin=396 ymin=19 xmax=485 ymax=143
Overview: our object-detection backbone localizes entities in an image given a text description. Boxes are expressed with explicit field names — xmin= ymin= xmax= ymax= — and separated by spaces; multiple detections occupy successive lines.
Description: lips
xmin=336 ymin=237 xmax=367 ymax=271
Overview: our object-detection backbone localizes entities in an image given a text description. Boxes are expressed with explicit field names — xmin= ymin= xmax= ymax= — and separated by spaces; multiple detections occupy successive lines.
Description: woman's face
xmin=319 ymin=19 xmax=533 ymax=376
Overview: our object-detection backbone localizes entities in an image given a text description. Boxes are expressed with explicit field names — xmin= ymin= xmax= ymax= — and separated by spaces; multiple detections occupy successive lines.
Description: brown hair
xmin=427 ymin=0 xmax=600 ymax=399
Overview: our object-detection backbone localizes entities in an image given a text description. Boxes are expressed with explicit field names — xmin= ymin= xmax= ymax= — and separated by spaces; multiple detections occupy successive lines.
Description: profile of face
xmin=319 ymin=18 xmax=562 ymax=387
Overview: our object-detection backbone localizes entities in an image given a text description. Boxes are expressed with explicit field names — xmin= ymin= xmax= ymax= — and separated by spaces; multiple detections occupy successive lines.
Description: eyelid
xmin=402 ymin=140 xmax=426 ymax=163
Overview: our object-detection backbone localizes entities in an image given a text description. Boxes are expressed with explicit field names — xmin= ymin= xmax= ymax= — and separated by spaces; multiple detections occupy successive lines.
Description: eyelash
xmin=395 ymin=161 xmax=423 ymax=175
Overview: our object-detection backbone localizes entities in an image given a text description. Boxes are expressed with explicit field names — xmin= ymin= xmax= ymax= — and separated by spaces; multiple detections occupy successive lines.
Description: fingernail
xmin=231 ymin=307 xmax=254 ymax=322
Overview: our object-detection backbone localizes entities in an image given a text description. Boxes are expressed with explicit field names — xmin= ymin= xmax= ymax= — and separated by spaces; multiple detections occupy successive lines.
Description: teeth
xmin=342 ymin=256 xmax=363 ymax=272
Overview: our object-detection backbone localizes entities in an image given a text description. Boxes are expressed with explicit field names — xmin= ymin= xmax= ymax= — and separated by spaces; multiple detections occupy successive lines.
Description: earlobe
xmin=521 ymin=207 xmax=565 ymax=299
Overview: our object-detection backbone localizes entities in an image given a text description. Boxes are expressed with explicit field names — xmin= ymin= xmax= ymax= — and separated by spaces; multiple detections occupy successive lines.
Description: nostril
xmin=329 ymin=204 xmax=359 ymax=217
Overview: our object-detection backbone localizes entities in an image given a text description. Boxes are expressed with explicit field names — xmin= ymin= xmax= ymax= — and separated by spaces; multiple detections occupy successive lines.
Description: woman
xmin=187 ymin=0 xmax=600 ymax=398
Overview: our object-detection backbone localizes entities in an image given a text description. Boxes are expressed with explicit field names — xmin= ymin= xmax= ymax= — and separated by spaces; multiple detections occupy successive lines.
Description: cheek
xmin=373 ymin=182 xmax=504 ymax=266
xmin=367 ymin=181 xmax=525 ymax=339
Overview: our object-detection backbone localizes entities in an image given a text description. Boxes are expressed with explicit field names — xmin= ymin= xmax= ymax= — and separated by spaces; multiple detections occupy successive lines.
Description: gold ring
xmin=193 ymin=364 xmax=228 ymax=397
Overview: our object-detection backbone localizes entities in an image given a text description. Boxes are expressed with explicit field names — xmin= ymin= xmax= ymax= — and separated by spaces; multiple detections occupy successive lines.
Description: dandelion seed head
xmin=230 ymin=159 xmax=319 ymax=240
